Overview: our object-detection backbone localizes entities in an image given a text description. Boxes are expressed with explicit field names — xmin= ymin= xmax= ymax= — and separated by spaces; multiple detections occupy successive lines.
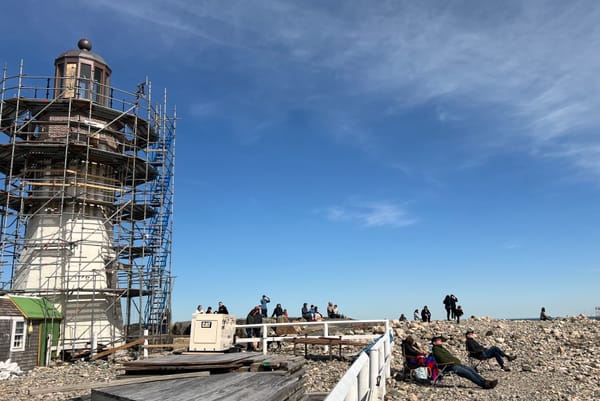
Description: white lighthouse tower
xmin=0 ymin=39 xmax=175 ymax=354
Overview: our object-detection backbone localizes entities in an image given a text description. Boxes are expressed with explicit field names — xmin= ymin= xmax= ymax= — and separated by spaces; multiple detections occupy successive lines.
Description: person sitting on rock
xmin=301 ymin=303 xmax=312 ymax=321
xmin=431 ymin=335 xmax=499 ymax=389
xmin=421 ymin=305 xmax=431 ymax=322
xmin=540 ymin=307 xmax=552 ymax=321
xmin=327 ymin=301 xmax=336 ymax=318
xmin=465 ymin=329 xmax=516 ymax=371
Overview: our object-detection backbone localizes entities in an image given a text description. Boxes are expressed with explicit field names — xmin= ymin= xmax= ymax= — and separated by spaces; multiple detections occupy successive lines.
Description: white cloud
xmin=89 ymin=1 xmax=600 ymax=177
xmin=325 ymin=201 xmax=417 ymax=228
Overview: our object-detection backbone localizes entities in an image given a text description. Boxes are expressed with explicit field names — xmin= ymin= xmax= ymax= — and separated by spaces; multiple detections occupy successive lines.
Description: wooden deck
xmin=122 ymin=352 xmax=261 ymax=374
xmin=92 ymin=371 xmax=305 ymax=401
xmin=83 ymin=353 xmax=308 ymax=400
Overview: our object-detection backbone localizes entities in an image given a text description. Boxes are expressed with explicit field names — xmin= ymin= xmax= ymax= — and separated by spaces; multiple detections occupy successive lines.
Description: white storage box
xmin=189 ymin=313 xmax=236 ymax=351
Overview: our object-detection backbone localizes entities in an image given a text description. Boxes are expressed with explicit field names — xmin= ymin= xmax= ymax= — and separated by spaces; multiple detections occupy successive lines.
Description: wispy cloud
xmin=503 ymin=240 xmax=522 ymax=250
xmin=325 ymin=201 xmax=417 ymax=228
xmin=89 ymin=1 xmax=600 ymax=176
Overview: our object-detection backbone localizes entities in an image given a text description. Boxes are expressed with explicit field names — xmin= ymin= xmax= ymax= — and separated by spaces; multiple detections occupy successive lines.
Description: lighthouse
xmin=0 ymin=39 xmax=175 ymax=353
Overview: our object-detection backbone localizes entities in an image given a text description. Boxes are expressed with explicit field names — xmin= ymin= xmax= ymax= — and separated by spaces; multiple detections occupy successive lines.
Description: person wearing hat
xmin=431 ymin=335 xmax=499 ymax=389
xmin=466 ymin=329 xmax=516 ymax=371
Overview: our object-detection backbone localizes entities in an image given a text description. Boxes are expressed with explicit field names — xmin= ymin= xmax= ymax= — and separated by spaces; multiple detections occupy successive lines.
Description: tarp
xmin=9 ymin=296 xmax=62 ymax=320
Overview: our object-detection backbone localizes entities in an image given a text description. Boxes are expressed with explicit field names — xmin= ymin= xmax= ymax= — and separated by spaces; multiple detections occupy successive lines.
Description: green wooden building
xmin=0 ymin=295 xmax=62 ymax=371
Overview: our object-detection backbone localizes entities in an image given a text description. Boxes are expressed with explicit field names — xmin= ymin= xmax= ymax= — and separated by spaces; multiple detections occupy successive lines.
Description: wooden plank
xmin=28 ymin=370 xmax=210 ymax=395
xmin=92 ymin=371 xmax=306 ymax=401
xmin=91 ymin=338 xmax=144 ymax=360
xmin=123 ymin=352 xmax=258 ymax=367
xmin=124 ymin=363 xmax=243 ymax=373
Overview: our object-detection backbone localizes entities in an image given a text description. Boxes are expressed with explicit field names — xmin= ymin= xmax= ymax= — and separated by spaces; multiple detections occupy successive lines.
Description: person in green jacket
xmin=431 ymin=336 xmax=498 ymax=389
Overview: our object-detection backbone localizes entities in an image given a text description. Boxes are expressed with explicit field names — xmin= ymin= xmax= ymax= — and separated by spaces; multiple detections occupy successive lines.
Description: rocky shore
xmin=386 ymin=316 xmax=600 ymax=400
xmin=0 ymin=317 xmax=598 ymax=400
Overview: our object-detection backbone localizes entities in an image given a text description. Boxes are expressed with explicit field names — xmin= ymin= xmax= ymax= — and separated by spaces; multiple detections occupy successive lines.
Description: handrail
xmin=325 ymin=330 xmax=393 ymax=401
xmin=234 ymin=319 xmax=393 ymax=401
xmin=235 ymin=319 xmax=390 ymax=354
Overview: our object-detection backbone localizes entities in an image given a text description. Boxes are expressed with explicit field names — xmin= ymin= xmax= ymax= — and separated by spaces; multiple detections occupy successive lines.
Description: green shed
xmin=7 ymin=296 xmax=62 ymax=367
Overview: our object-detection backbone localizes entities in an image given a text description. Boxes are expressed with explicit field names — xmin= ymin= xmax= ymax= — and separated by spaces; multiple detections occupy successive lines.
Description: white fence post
xmin=143 ymin=329 xmax=148 ymax=359
xmin=369 ymin=347 xmax=379 ymax=398
xmin=357 ymin=358 xmax=369 ymax=400
xmin=344 ymin=376 xmax=358 ymax=401
xmin=262 ymin=323 xmax=268 ymax=354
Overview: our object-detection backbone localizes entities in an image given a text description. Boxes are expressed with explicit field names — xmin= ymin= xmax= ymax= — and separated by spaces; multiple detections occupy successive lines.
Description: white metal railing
xmin=325 ymin=330 xmax=393 ymax=401
xmin=235 ymin=319 xmax=389 ymax=354
xmin=234 ymin=319 xmax=393 ymax=401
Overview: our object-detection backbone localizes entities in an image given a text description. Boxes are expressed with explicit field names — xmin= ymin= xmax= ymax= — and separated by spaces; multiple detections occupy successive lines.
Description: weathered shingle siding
xmin=0 ymin=319 xmax=13 ymax=361
xmin=0 ymin=320 xmax=40 ymax=372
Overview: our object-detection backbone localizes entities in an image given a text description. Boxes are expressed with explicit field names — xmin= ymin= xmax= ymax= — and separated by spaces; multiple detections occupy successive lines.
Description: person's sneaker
xmin=483 ymin=379 xmax=498 ymax=389
xmin=502 ymin=366 xmax=511 ymax=371
xmin=507 ymin=355 xmax=517 ymax=362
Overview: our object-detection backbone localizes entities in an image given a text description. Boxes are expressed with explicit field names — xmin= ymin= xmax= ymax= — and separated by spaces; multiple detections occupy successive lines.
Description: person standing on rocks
xmin=450 ymin=294 xmax=458 ymax=320
xmin=271 ymin=303 xmax=284 ymax=318
xmin=455 ymin=305 xmax=464 ymax=323
xmin=465 ymin=329 xmax=516 ymax=371
xmin=260 ymin=294 xmax=270 ymax=318
xmin=245 ymin=307 xmax=260 ymax=351
xmin=431 ymin=335 xmax=498 ymax=389
xmin=443 ymin=294 xmax=452 ymax=320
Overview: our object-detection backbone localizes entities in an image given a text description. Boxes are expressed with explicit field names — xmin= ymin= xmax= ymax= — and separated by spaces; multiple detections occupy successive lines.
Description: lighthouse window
xmin=79 ymin=63 xmax=92 ymax=100
xmin=62 ymin=62 xmax=77 ymax=98
xmin=94 ymin=67 xmax=104 ymax=103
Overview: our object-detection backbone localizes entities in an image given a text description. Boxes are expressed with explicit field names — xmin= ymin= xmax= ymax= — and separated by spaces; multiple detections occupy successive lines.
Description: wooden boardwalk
xmin=122 ymin=352 xmax=261 ymax=373
xmin=91 ymin=353 xmax=307 ymax=401
xmin=92 ymin=371 xmax=305 ymax=401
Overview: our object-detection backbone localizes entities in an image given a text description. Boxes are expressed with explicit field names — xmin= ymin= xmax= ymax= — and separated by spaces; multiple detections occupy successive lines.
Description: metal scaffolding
xmin=0 ymin=40 xmax=175 ymax=355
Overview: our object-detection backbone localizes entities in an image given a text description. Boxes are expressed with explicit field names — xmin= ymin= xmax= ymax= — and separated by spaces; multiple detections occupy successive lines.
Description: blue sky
xmin=2 ymin=0 xmax=599 ymax=322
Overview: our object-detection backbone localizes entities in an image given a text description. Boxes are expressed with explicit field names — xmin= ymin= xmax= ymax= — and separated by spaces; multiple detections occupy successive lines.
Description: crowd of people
xmin=194 ymin=295 xmax=345 ymax=322
xmin=402 ymin=294 xmax=465 ymax=324
xmin=194 ymin=293 xmax=554 ymax=391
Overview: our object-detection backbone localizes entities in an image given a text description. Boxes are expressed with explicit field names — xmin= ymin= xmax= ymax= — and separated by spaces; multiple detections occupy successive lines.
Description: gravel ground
xmin=1 ymin=317 xmax=598 ymax=400
xmin=386 ymin=316 xmax=600 ymax=401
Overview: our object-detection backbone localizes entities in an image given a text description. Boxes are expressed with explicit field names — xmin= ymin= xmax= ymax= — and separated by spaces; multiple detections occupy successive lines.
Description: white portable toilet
xmin=189 ymin=313 xmax=236 ymax=351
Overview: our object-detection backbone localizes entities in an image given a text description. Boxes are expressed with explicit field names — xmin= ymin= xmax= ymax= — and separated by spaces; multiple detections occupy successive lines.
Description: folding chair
xmin=400 ymin=343 xmax=420 ymax=381
xmin=430 ymin=362 xmax=458 ymax=387
xmin=467 ymin=351 xmax=493 ymax=372
xmin=400 ymin=341 xmax=434 ymax=382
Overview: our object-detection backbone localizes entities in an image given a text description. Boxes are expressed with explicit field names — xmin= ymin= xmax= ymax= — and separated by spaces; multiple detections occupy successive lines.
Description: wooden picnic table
xmin=290 ymin=335 xmax=369 ymax=359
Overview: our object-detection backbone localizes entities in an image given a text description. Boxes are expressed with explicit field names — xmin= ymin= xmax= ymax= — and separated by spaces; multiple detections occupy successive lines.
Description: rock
xmin=1 ymin=318 xmax=599 ymax=401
